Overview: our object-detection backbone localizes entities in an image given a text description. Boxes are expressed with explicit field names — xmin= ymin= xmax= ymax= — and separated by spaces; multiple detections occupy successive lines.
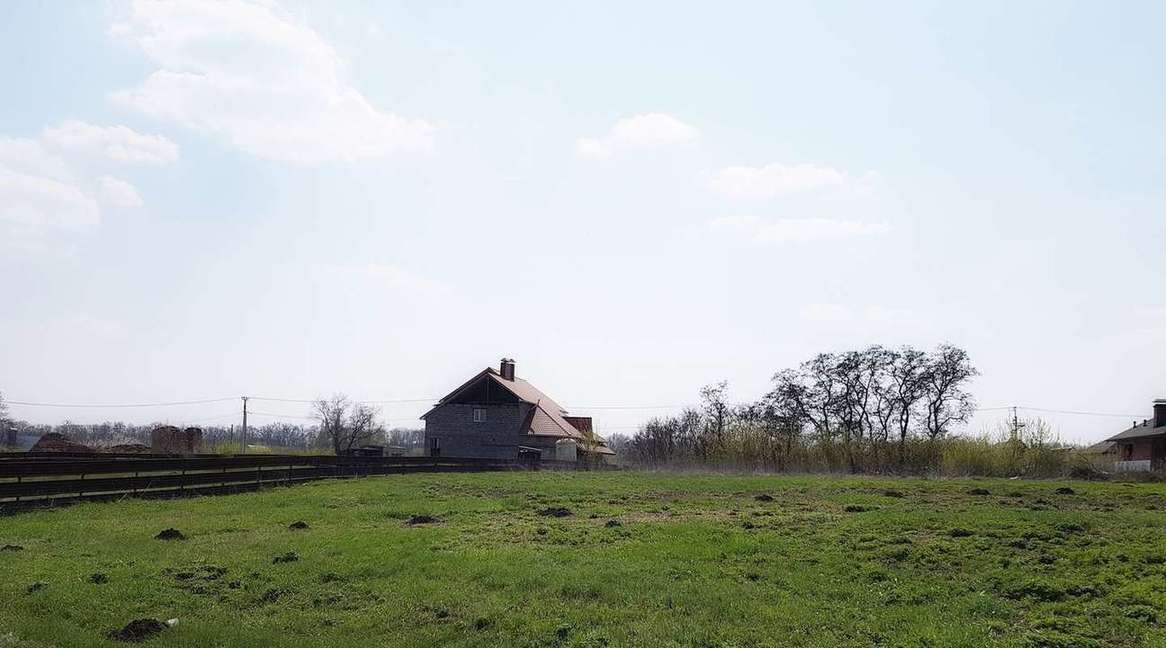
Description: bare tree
xmin=921 ymin=344 xmax=978 ymax=440
xmin=887 ymin=346 xmax=929 ymax=452
xmin=699 ymin=381 xmax=731 ymax=458
xmin=604 ymin=432 xmax=632 ymax=456
xmin=313 ymin=394 xmax=383 ymax=455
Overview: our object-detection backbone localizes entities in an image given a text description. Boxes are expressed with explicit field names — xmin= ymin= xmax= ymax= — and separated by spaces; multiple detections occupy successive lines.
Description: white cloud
xmin=41 ymin=120 xmax=178 ymax=166
xmin=710 ymin=163 xmax=857 ymax=200
xmin=109 ymin=0 xmax=435 ymax=164
xmin=97 ymin=176 xmax=144 ymax=208
xmin=708 ymin=215 xmax=890 ymax=245
xmin=576 ymin=113 xmax=699 ymax=159
xmin=0 ymin=137 xmax=100 ymax=234
xmin=0 ymin=121 xmax=169 ymax=249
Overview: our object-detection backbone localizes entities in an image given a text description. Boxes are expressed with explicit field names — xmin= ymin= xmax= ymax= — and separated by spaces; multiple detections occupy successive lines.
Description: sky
xmin=1 ymin=0 xmax=1164 ymax=443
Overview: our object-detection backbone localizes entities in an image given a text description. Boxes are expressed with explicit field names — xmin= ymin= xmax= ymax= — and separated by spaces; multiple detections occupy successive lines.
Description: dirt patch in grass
xmin=154 ymin=528 xmax=185 ymax=541
xmin=1055 ymin=487 xmax=1076 ymax=495
xmin=538 ymin=507 xmax=573 ymax=518
xmin=968 ymin=488 xmax=991 ymax=496
xmin=288 ymin=521 xmax=310 ymax=530
xmin=170 ymin=565 xmax=227 ymax=583
xmin=107 ymin=619 xmax=169 ymax=643
xmin=407 ymin=515 xmax=441 ymax=525
xmin=24 ymin=582 xmax=46 ymax=595
xmin=1 ymin=544 xmax=24 ymax=552
xmin=260 ymin=588 xmax=293 ymax=604
xmin=89 ymin=573 xmax=109 ymax=585
xmin=272 ymin=552 xmax=299 ymax=564
xmin=754 ymin=494 xmax=774 ymax=502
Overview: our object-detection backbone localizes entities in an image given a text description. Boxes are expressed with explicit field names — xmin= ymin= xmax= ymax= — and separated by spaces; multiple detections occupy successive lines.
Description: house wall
xmin=424 ymin=403 xmax=545 ymax=459
xmin=1119 ymin=439 xmax=1154 ymax=461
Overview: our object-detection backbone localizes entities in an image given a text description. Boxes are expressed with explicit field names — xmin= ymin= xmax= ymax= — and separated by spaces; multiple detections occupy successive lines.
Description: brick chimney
xmin=500 ymin=358 xmax=516 ymax=381
xmin=1155 ymin=399 xmax=1166 ymax=428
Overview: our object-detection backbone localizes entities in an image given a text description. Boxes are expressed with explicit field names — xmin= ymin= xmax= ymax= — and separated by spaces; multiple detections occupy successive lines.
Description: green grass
xmin=3 ymin=472 xmax=1166 ymax=647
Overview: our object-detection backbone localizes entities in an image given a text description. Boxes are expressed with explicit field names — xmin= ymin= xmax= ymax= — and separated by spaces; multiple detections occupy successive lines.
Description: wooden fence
xmin=0 ymin=453 xmax=590 ymax=510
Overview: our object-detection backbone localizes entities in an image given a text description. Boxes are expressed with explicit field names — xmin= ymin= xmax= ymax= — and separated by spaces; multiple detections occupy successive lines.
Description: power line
xmin=1015 ymin=406 xmax=1145 ymax=418
xmin=247 ymin=411 xmax=421 ymax=423
xmin=568 ymin=404 xmax=687 ymax=410
xmin=247 ymin=410 xmax=315 ymax=420
xmin=6 ymin=397 xmax=238 ymax=408
xmin=249 ymin=396 xmax=436 ymax=405
xmin=185 ymin=411 xmax=242 ymax=423
xmin=3 ymin=394 xmax=1147 ymax=420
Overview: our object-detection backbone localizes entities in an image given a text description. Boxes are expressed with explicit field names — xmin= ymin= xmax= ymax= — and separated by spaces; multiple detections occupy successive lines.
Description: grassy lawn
xmin=3 ymin=472 xmax=1166 ymax=647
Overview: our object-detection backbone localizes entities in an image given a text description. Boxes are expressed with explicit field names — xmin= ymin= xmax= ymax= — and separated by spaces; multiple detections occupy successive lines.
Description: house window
xmin=473 ymin=408 xmax=486 ymax=423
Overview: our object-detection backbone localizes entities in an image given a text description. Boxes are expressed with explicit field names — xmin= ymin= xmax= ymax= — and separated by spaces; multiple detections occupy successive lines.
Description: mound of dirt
xmin=604 ymin=519 xmax=622 ymax=528
xmin=538 ymin=507 xmax=573 ymax=518
xmin=154 ymin=528 xmax=186 ymax=541
xmin=406 ymin=515 xmax=441 ymax=525
xmin=968 ymin=488 xmax=991 ymax=496
xmin=108 ymin=618 xmax=169 ymax=642
xmin=30 ymin=433 xmax=94 ymax=453
xmin=1055 ymin=487 xmax=1076 ymax=495
xmin=754 ymin=494 xmax=774 ymax=502
xmin=288 ymin=521 xmax=310 ymax=530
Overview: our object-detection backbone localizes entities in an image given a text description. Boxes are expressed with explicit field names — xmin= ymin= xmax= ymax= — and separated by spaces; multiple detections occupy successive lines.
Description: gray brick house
xmin=421 ymin=359 xmax=616 ymax=463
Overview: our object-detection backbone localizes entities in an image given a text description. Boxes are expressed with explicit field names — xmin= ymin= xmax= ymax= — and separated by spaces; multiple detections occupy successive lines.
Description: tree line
xmin=611 ymin=344 xmax=984 ymax=473
xmin=0 ymin=390 xmax=424 ymax=453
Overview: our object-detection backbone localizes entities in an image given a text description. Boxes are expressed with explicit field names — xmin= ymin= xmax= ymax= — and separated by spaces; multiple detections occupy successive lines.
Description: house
xmin=421 ymin=358 xmax=616 ymax=463
xmin=1103 ymin=399 xmax=1166 ymax=471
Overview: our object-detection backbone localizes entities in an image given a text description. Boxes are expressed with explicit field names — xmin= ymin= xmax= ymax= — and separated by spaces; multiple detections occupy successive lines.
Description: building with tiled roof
xmin=421 ymin=359 xmax=615 ymax=463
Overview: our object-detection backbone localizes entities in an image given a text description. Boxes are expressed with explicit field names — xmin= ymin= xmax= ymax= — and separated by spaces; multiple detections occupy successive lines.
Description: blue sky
xmin=1 ymin=0 xmax=1164 ymax=441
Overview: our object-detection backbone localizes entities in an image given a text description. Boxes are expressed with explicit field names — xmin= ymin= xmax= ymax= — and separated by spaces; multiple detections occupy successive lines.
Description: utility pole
xmin=1010 ymin=406 xmax=1025 ymax=441
xmin=241 ymin=396 xmax=249 ymax=455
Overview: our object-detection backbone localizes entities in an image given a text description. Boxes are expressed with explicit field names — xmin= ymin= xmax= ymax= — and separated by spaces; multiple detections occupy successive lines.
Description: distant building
xmin=151 ymin=426 xmax=204 ymax=454
xmin=422 ymin=358 xmax=616 ymax=463
xmin=1103 ymin=399 xmax=1166 ymax=471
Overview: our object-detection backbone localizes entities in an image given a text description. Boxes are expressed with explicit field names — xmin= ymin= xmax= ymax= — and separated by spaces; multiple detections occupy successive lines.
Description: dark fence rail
xmin=0 ymin=453 xmax=599 ymax=508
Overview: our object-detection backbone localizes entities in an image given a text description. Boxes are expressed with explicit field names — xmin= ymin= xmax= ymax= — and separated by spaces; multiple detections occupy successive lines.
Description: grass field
xmin=3 ymin=472 xmax=1166 ymax=647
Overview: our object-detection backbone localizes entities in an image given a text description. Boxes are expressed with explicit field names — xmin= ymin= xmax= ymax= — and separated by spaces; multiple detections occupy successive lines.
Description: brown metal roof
xmin=564 ymin=416 xmax=593 ymax=434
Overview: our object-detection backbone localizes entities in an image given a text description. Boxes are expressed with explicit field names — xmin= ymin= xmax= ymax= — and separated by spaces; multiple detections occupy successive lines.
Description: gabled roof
xmin=422 ymin=367 xmax=611 ymax=449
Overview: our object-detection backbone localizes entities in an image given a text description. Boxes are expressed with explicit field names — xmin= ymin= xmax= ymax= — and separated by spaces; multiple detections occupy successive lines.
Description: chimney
xmin=1155 ymin=399 xmax=1166 ymax=428
xmin=500 ymin=358 xmax=516 ymax=381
